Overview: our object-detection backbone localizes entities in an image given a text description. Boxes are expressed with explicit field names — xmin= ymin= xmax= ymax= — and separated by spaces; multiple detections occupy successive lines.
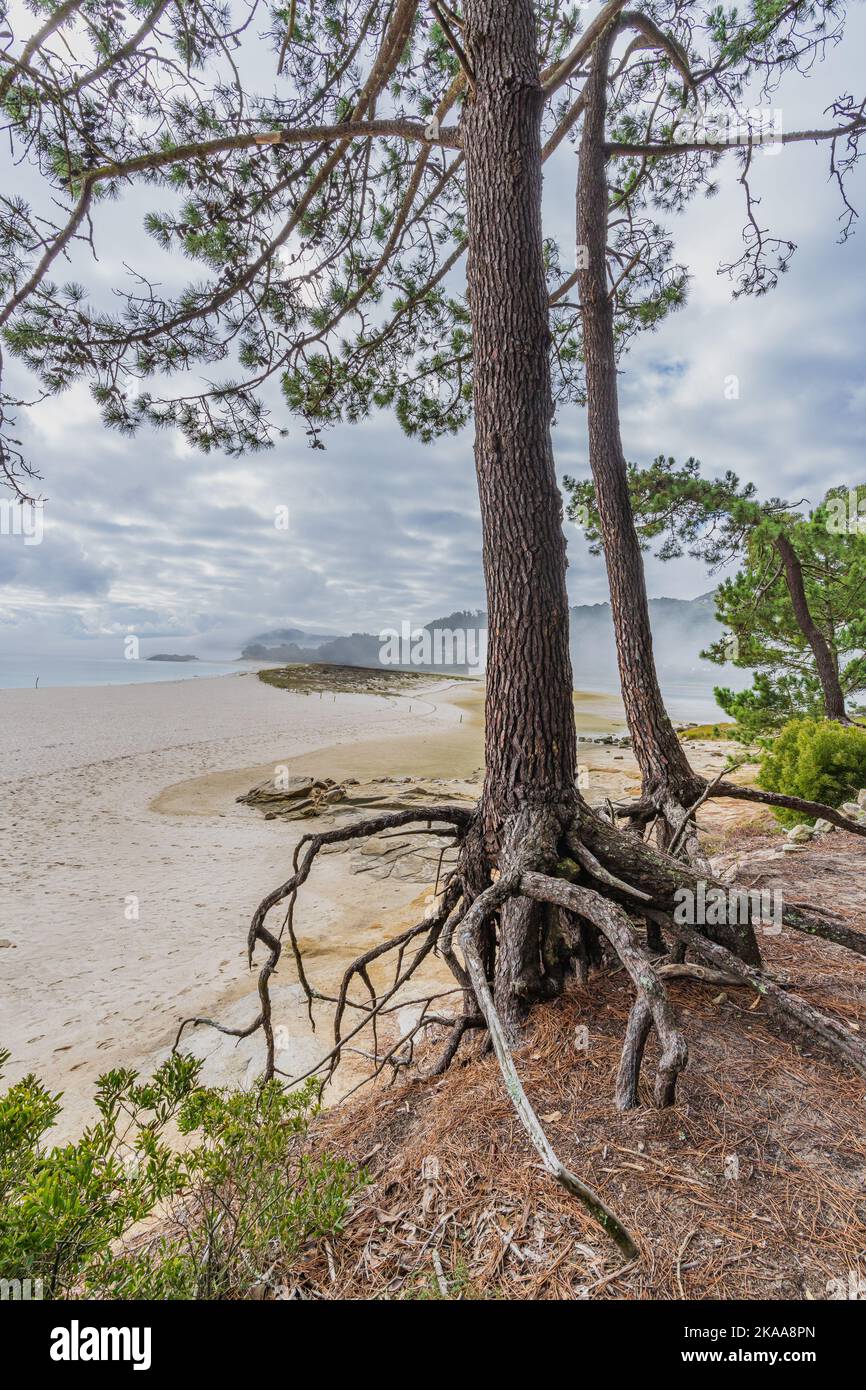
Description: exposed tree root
xmin=176 ymin=788 xmax=865 ymax=1259
xmin=425 ymin=1011 xmax=485 ymax=1076
xmin=655 ymin=962 xmax=744 ymax=986
xmin=614 ymin=994 xmax=655 ymax=1112
xmin=710 ymin=780 xmax=866 ymax=837
xmin=176 ymin=807 xmax=471 ymax=1073
xmin=617 ymin=774 xmax=866 ymax=852
xmin=781 ymin=902 xmax=866 ymax=957
xmin=646 ymin=910 xmax=866 ymax=1079
xmin=610 ymin=775 xmax=866 ymax=957
xmin=519 ymin=871 xmax=688 ymax=1108
xmin=570 ymin=809 xmax=764 ymax=966
xmin=454 ymin=869 xmax=639 ymax=1259
xmin=613 ymin=763 xmax=866 ymax=900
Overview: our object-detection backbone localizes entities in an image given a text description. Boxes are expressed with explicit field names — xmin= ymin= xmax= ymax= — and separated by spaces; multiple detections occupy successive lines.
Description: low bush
xmin=757 ymin=718 xmax=866 ymax=827
xmin=0 ymin=1049 xmax=364 ymax=1299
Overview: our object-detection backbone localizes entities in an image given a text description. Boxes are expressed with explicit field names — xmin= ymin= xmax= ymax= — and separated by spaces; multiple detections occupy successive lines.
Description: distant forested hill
xmin=241 ymin=594 xmax=724 ymax=692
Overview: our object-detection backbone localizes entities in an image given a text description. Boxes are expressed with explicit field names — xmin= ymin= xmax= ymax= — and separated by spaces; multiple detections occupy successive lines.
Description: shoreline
xmin=0 ymin=658 xmax=280 ymax=692
xmin=0 ymin=669 xmax=759 ymax=1139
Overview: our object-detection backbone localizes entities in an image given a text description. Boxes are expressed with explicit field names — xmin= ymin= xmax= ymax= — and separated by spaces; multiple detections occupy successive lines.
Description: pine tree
xmin=4 ymin=1 xmax=866 ymax=1249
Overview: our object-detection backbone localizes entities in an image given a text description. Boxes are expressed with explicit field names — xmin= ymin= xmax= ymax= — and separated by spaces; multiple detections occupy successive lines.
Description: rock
xmin=813 ymin=819 xmax=834 ymax=835
xmin=786 ymin=823 xmax=814 ymax=843
xmin=238 ymin=775 xmax=315 ymax=805
xmin=782 ymin=842 xmax=808 ymax=852
xmin=840 ymin=802 xmax=862 ymax=817
xmin=858 ymin=789 xmax=866 ymax=808
xmin=239 ymin=775 xmax=347 ymax=819
xmin=242 ymin=771 xmax=478 ymax=825
xmin=0 ymin=938 xmax=15 ymax=948
xmin=357 ymin=836 xmax=399 ymax=857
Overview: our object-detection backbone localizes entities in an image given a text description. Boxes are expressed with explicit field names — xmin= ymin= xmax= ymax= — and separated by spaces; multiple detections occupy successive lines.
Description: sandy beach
xmin=0 ymin=670 xmax=757 ymax=1139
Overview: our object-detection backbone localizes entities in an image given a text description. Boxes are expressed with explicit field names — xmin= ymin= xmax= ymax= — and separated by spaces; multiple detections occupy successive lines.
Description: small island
xmin=146 ymin=654 xmax=200 ymax=663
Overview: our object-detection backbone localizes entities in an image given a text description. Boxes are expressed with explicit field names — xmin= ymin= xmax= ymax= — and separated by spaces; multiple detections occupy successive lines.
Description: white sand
xmin=0 ymin=672 xmax=467 ymax=1137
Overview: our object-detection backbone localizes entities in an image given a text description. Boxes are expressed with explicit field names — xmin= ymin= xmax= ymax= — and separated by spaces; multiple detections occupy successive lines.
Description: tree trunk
xmin=463 ymin=0 xmax=577 ymax=836
xmin=463 ymin=0 xmax=578 ymax=1030
xmin=774 ymin=534 xmax=849 ymax=722
xmin=576 ymin=27 xmax=703 ymax=817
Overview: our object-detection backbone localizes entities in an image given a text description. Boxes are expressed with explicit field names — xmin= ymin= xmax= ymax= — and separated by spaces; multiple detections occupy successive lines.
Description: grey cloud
xmin=0 ymin=527 xmax=116 ymax=597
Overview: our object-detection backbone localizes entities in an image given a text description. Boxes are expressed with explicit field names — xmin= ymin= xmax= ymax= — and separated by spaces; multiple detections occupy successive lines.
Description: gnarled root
xmin=454 ymin=864 xmax=640 ymax=1259
xmin=615 ymin=996 xmax=654 ymax=1112
xmin=613 ymin=771 xmax=866 ymax=881
xmin=647 ymin=909 xmax=866 ymax=1079
xmin=176 ymin=805 xmax=472 ymax=1077
xmin=611 ymin=778 xmax=866 ymax=958
xmin=519 ymin=871 xmax=688 ymax=1110
xmin=781 ymin=902 xmax=866 ymax=957
xmin=176 ymin=788 xmax=864 ymax=1259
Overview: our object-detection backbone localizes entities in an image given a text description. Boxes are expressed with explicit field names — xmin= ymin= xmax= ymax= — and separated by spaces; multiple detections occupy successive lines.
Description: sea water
xmin=0 ymin=655 xmax=262 ymax=689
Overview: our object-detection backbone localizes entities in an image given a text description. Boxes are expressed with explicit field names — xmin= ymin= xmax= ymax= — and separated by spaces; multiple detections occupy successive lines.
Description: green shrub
xmin=0 ymin=1050 xmax=365 ymax=1300
xmin=757 ymin=718 xmax=866 ymax=826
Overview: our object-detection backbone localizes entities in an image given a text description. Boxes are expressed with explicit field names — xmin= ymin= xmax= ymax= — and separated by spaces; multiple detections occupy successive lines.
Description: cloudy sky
xmin=2 ymin=4 xmax=865 ymax=661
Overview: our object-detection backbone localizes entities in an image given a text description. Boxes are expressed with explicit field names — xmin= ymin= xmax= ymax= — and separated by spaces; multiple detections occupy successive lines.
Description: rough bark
xmin=774 ymin=533 xmax=849 ymax=722
xmin=493 ymin=896 xmax=545 ymax=1041
xmin=572 ymin=37 xmax=861 ymax=856
xmin=576 ymin=25 xmax=703 ymax=816
xmin=463 ymin=0 xmax=577 ymax=842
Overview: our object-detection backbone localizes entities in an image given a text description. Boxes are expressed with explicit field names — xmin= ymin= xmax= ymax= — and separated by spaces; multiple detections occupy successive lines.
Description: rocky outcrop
xmin=237 ymin=773 xmax=476 ymax=884
xmin=237 ymin=773 xmax=478 ymax=823
xmin=237 ymin=775 xmax=349 ymax=819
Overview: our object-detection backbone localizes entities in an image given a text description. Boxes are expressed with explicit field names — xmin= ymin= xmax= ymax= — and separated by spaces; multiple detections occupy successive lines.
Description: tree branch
xmin=606 ymin=121 xmax=866 ymax=158
xmin=87 ymin=119 xmax=460 ymax=187
xmin=616 ymin=11 xmax=697 ymax=93
xmin=541 ymin=0 xmax=630 ymax=95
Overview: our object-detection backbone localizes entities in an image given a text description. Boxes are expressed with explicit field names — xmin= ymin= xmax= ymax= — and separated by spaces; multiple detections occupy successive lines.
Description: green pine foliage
xmin=566 ymin=464 xmax=866 ymax=737
xmin=757 ymin=719 xmax=866 ymax=827
xmin=2 ymin=0 xmax=841 ymax=480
